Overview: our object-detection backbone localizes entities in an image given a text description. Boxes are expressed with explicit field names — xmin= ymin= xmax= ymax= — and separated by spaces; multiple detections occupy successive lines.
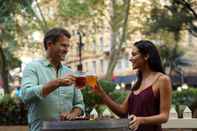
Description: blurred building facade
xmin=17 ymin=0 xmax=134 ymax=80
xmin=16 ymin=0 xmax=197 ymax=87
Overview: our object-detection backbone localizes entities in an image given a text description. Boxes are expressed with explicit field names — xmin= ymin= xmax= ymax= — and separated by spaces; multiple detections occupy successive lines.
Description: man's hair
xmin=43 ymin=27 xmax=71 ymax=50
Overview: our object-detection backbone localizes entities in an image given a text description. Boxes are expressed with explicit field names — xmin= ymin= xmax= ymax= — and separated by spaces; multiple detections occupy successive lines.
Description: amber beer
xmin=86 ymin=75 xmax=97 ymax=89
xmin=74 ymin=72 xmax=86 ymax=89
xmin=75 ymin=76 xmax=86 ymax=89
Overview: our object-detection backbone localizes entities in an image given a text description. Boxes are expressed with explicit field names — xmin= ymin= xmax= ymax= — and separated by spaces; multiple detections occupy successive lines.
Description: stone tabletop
xmin=42 ymin=118 xmax=130 ymax=131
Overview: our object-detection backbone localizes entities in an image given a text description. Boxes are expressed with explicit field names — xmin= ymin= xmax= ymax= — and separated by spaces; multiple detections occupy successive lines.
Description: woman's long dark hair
xmin=132 ymin=40 xmax=165 ymax=91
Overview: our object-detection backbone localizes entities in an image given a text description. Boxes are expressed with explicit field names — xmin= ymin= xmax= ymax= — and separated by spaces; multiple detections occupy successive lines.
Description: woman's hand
xmin=94 ymin=82 xmax=105 ymax=96
xmin=129 ymin=115 xmax=142 ymax=131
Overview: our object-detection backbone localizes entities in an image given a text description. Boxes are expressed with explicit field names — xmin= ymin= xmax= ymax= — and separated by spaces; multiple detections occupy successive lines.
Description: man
xmin=20 ymin=28 xmax=85 ymax=131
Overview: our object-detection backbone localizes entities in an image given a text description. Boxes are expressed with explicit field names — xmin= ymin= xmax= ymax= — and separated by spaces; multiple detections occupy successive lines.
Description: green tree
xmin=58 ymin=0 xmax=131 ymax=80
xmin=159 ymin=42 xmax=190 ymax=77
xmin=0 ymin=0 xmax=21 ymax=93
xmin=0 ymin=0 xmax=48 ymax=93
xmin=144 ymin=0 xmax=197 ymax=48
xmin=105 ymin=0 xmax=131 ymax=80
xmin=58 ymin=0 xmax=105 ymax=32
xmin=171 ymin=0 xmax=197 ymax=36
xmin=144 ymin=0 xmax=193 ymax=76
xmin=147 ymin=0 xmax=197 ymax=40
xmin=144 ymin=30 xmax=190 ymax=77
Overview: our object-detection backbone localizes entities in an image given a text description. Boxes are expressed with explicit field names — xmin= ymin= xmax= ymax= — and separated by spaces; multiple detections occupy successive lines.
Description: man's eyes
xmin=61 ymin=44 xmax=70 ymax=48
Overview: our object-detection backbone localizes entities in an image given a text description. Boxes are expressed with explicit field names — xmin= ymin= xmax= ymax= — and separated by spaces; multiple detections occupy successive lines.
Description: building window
xmin=100 ymin=36 xmax=104 ymax=50
xmin=124 ymin=55 xmax=129 ymax=68
xmin=85 ymin=62 xmax=89 ymax=72
xmin=47 ymin=7 xmax=54 ymax=18
xmin=92 ymin=61 xmax=97 ymax=74
xmin=92 ymin=39 xmax=97 ymax=52
xmin=104 ymin=60 xmax=109 ymax=73
xmin=116 ymin=60 xmax=122 ymax=70
xmin=100 ymin=59 xmax=104 ymax=72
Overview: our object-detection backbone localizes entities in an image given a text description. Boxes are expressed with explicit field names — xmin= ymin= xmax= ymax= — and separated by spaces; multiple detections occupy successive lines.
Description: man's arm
xmin=20 ymin=63 xmax=74 ymax=103
xmin=20 ymin=63 xmax=44 ymax=103
xmin=72 ymin=87 xmax=85 ymax=114
xmin=42 ymin=76 xmax=74 ymax=97
xmin=60 ymin=87 xmax=85 ymax=120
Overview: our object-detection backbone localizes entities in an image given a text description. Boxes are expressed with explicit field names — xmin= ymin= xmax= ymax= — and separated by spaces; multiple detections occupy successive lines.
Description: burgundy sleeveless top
xmin=128 ymin=86 xmax=162 ymax=131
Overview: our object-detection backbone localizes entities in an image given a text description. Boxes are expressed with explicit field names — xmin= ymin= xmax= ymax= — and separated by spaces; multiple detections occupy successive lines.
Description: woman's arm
xmin=96 ymin=83 xmax=131 ymax=117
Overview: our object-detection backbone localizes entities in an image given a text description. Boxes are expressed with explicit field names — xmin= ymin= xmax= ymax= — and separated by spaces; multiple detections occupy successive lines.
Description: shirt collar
xmin=42 ymin=58 xmax=63 ymax=68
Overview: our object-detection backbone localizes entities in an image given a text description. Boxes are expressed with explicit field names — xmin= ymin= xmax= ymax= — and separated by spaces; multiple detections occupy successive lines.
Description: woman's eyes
xmin=131 ymin=53 xmax=137 ymax=56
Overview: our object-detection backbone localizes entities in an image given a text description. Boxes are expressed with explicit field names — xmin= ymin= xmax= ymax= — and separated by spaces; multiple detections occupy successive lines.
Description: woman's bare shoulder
xmin=157 ymin=73 xmax=171 ymax=82
xmin=156 ymin=73 xmax=171 ymax=91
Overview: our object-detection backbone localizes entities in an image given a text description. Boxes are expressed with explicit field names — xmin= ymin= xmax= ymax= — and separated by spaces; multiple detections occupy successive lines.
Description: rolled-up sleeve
xmin=73 ymin=88 xmax=85 ymax=113
xmin=20 ymin=63 xmax=44 ymax=104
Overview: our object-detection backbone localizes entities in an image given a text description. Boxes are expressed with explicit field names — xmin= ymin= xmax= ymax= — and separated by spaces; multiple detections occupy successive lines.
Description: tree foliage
xmin=0 ymin=0 xmax=23 ymax=93
xmin=147 ymin=0 xmax=197 ymax=40
xmin=58 ymin=0 xmax=131 ymax=80
xmin=0 ymin=0 xmax=48 ymax=93
xmin=58 ymin=0 xmax=105 ymax=31
xmin=103 ymin=0 xmax=131 ymax=80
xmin=158 ymin=42 xmax=190 ymax=75
xmin=59 ymin=0 xmax=90 ymax=18
xmin=144 ymin=0 xmax=194 ymax=75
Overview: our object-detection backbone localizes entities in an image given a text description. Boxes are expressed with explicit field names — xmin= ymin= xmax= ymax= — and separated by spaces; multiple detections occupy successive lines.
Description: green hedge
xmin=172 ymin=87 xmax=197 ymax=118
xmin=172 ymin=87 xmax=197 ymax=106
xmin=0 ymin=95 xmax=27 ymax=125
xmin=4 ymin=83 xmax=197 ymax=123
xmin=0 ymin=80 xmax=128 ymax=124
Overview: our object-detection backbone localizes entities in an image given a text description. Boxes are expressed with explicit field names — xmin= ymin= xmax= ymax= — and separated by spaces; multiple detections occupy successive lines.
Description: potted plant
xmin=172 ymin=86 xmax=197 ymax=118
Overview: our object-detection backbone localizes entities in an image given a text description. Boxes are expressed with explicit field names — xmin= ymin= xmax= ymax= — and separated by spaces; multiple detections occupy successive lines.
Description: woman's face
xmin=129 ymin=46 xmax=147 ymax=70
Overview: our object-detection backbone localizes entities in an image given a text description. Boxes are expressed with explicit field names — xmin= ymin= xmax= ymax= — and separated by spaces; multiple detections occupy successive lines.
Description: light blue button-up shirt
xmin=20 ymin=59 xmax=85 ymax=131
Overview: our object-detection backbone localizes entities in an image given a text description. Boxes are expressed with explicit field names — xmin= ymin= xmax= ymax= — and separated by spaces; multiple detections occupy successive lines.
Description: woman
xmin=95 ymin=40 xmax=172 ymax=131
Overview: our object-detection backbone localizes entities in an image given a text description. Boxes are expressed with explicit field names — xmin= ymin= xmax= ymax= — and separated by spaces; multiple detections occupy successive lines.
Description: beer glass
xmin=74 ymin=71 xmax=86 ymax=89
xmin=86 ymin=72 xmax=97 ymax=89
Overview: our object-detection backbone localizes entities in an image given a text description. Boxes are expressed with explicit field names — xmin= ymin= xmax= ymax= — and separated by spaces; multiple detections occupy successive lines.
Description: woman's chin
xmin=132 ymin=66 xmax=137 ymax=70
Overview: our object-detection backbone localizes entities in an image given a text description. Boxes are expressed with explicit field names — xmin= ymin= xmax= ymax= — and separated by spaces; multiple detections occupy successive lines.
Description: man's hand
xmin=42 ymin=75 xmax=76 ymax=97
xmin=60 ymin=112 xmax=78 ymax=120
xmin=58 ymin=75 xmax=76 ymax=86
xmin=60 ymin=108 xmax=82 ymax=120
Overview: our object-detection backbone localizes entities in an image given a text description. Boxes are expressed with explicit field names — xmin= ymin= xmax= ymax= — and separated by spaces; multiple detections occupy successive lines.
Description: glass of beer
xmin=86 ymin=73 xmax=97 ymax=89
xmin=74 ymin=72 xmax=86 ymax=89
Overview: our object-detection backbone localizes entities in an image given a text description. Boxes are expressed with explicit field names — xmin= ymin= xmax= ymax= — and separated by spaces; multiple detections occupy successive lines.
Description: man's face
xmin=48 ymin=35 xmax=70 ymax=62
